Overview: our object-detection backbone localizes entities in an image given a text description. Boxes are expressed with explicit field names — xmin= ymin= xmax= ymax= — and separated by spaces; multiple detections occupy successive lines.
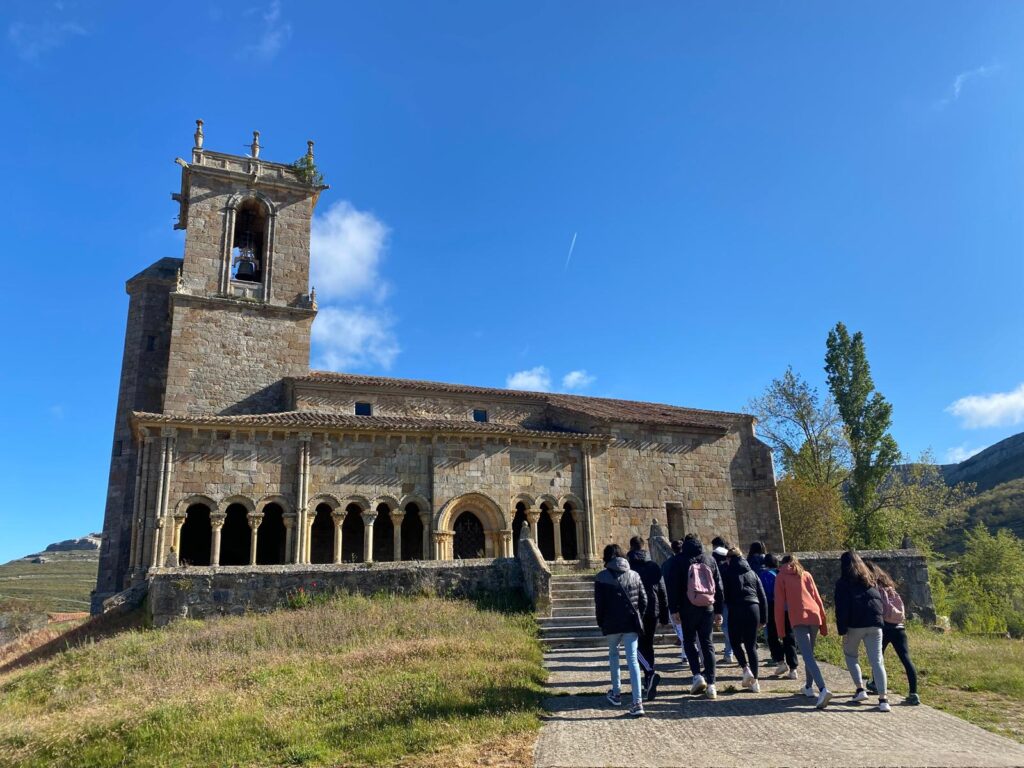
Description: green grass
xmin=0 ymin=553 xmax=98 ymax=613
xmin=0 ymin=594 xmax=545 ymax=768
xmin=816 ymin=621 xmax=1024 ymax=742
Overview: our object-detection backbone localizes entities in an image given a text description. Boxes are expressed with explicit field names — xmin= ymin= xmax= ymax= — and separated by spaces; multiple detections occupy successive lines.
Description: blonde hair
xmin=780 ymin=553 xmax=804 ymax=575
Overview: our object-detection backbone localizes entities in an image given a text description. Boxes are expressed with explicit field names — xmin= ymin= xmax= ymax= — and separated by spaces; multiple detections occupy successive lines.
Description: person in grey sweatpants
xmin=835 ymin=550 xmax=890 ymax=712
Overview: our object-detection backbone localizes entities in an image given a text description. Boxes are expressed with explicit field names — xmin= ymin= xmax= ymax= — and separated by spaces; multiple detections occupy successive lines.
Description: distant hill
xmin=1 ymin=534 xmax=99 ymax=615
xmin=940 ymin=432 xmax=1024 ymax=493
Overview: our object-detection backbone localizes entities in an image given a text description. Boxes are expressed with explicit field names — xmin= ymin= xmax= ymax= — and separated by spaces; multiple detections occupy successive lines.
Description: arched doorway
xmin=537 ymin=504 xmax=556 ymax=561
xmin=373 ymin=504 xmax=394 ymax=562
xmin=256 ymin=503 xmax=287 ymax=565
xmin=560 ymin=505 xmax=579 ymax=560
xmin=512 ymin=503 xmax=528 ymax=557
xmin=310 ymin=503 xmax=335 ymax=564
xmin=453 ymin=511 xmax=485 ymax=559
xmin=341 ymin=503 xmax=364 ymax=562
xmin=179 ymin=503 xmax=211 ymax=566
xmin=401 ymin=503 xmax=424 ymax=560
xmin=220 ymin=503 xmax=251 ymax=566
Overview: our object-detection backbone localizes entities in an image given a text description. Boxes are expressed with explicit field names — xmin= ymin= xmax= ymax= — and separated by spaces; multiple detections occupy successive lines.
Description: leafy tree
xmin=776 ymin=475 xmax=848 ymax=550
xmin=947 ymin=525 xmax=1024 ymax=636
xmin=825 ymin=322 xmax=901 ymax=546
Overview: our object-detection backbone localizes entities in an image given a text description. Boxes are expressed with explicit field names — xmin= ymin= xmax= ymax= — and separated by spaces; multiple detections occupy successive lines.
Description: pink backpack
xmin=687 ymin=561 xmax=716 ymax=607
xmin=881 ymin=586 xmax=906 ymax=625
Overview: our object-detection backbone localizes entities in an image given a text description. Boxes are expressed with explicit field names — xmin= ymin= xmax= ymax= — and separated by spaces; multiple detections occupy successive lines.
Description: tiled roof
xmin=131 ymin=410 xmax=607 ymax=440
xmin=293 ymin=371 xmax=742 ymax=430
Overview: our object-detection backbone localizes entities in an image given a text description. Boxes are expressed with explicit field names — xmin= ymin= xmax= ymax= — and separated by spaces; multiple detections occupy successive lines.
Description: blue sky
xmin=2 ymin=2 xmax=1023 ymax=562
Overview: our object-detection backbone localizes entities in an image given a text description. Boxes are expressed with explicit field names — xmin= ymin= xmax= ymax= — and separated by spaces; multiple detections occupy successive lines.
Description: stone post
xmin=362 ymin=511 xmax=378 ymax=563
xmin=433 ymin=531 xmax=452 ymax=560
xmin=172 ymin=512 xmax=186 ymax=555
xmin=391 ymin=510 xmax=405 ymax=561
xmin=550 ymin=511 xmax=564 ymax=560
xmin=501 ymin=529 xmax=513 ymax=558
xmin=209 ymin=512 xmax=226 ymax=566
xmin=247 ymin=511 xmax=264 ymax=565
xmin=420 ymin=511 xmax=431 ymax=560
xmin=526 ymin=509 xmax=540 ymax=542
xmin=332 ymin=510 xmax=345 ymax=564
xmin=283 ymin=513 xmax=296 ymax=563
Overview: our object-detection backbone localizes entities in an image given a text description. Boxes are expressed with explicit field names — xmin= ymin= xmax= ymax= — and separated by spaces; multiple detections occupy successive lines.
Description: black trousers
xmin=767 ymin=603 xmax=798 ymax=669
xmin=681 ymin=609 xmax=716 ymax=684
xmin=638 ymin=614 xmax=657 ymax=675
xmin=727 ymin=602 xmax=761 ymax=678
xmin=882 ymin=623 xmax=918 ymax=694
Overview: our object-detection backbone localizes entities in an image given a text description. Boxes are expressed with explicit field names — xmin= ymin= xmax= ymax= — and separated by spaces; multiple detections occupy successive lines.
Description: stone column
xmin=154 ymin=518 xmax=166 ymax=567
xmin=526 ymin=509 xmax=540 ymax=542
xmin=420 ymin=511 xmax=431 ymax=560
xmin=551 ymin=511 xmax=564 ymax=561
xmin=362 ymin=511 xmax=378 ymax=563
xmin=283 ymin=513 xmax=296 ymax=564
xmin=391 ymin=510 xmax=405 ymax=561
xmin=332 ymin=509 xmax=345 ymax=564
xmin=247 ymin=511 xmax=264 ymax=566
xmin=296 ymin=434 xmax=311 ymax=563
xmin=172 ymin=512 xmax=186 ymax=557
xmin=501 ymin=530 xmax=513 ymax=558
xmin=210 ymin=512 xmax=226 ymax=566
xmin=433 ymin=531 xmax=452 ymax=560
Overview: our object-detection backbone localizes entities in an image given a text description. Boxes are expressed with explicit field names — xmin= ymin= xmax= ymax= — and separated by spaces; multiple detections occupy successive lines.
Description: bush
xmin=945 ymin=525 xmax=1024 ymax=637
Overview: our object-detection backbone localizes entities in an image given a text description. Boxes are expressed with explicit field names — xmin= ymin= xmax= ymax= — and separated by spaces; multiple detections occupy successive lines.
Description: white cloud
xmin=561 ymin=370 xmax=595 ymax=390
xmin=8 ymin=20 xmax=86 ymax=61
xmin=944 ymin=444 xmax=984 ymax=464
xmin=311 ymin=200 xmax=389 ymax=302
xmin=506 ymin=366 xmax=552 ymax=392
xmin=312 ymin=307 xmax=398 ymax=371
xmin=934 ymin=64 xmax=1000 ymax=109
xmin=946 ymin=383 xmax=1024 ymax=429
xmin=242 ymin=1 xmax=291 ymax=61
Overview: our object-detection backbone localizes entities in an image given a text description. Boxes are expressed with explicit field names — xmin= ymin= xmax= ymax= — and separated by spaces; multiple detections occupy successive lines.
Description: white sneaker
xmin=722 ymin=653 xmax=734 ymax=664
xmin=852 ymin=689 xmax=869 ymax=704
xmin=690 ymin=674 xmax=707 ymax=695
xmin=815 ymin=688 xmax=834 ymax=709
xmin=741 ymin=667 xmax=754 ymax=689
xmin=786 ymin=669 xmax=798 ymax=680
xmin=774 ymin=661 xmax=789 ymax=676
xmin=800 ymin=685 xmax=816 ymax=698
xmin=878 ymin=699 xmax=891 ymax=713
xmin=750 ymin=680 xmax=761 ymax=693
xmin=706 ymin=683 xmax=717 ymax=700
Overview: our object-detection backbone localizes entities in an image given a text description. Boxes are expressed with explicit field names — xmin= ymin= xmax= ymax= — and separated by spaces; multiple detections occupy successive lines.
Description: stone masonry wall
xmin=147 ymin=559 xmax=525 ymax=626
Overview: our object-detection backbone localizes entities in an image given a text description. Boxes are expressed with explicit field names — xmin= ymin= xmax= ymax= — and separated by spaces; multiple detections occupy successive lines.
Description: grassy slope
xmin=816 ymin=622 xmax=1024 ymax=743
xmin=936 ymin=477 xmax=1024 ymax=554
xmin=0 ymin=595 xmax=545 ymax=768
xmin=0 ymin=552 xmax=98 ymax=613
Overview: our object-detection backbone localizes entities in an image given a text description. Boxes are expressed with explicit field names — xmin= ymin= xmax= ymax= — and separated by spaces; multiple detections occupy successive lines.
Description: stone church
xmin=92 ymin=124 xmax=784 ymax=611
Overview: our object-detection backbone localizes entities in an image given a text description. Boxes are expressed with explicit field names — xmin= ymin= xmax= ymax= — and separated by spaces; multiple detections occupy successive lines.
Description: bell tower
xmin=164 ymin=121 xmax=326 ymax=415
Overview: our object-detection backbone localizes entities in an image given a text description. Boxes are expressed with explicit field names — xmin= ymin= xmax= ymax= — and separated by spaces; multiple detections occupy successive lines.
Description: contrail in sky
xmin=564 ymin=231 xmax=578 ymax=271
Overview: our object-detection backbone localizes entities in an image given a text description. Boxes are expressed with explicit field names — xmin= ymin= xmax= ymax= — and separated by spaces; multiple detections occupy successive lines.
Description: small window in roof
xmin=473 ymin=409 xmax=488 ymax=423
xmin=355 ymin=402 xmax=372 ymax=416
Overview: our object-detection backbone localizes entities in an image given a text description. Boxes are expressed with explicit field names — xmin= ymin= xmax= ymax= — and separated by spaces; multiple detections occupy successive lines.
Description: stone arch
xmin=226 ymin=189 xmax=279 ymax=216
xmin=557 ymin=493 xmax=585 ymax=511
xmin=339 ymin=494 xmax=370 ymax=513
xmin=220 ymin=497 xmax=255 ymax=566
xmin=178 ymin=498 xmax=214 ymax=567
xmin=511 ymin=500 xmax=529 ymax=558
xmin=341 ymin=502 xmax=365 ymax=562
xmin=372 ymin=497 xmax=398 ymax=562
xmin=370 ymin=495 xmax=401 ymax=513
xmin=310 ymin=500 xmax=337 ymax=564
xmin=400 ymin=493 xmax=430 ymax=514
xmin=307 ymin=493 xmax=341 ymax=513
xmin=511 ymin=492 xmax=535 ymax=510
xmin=256 ymin=494 xmax=292 ymax=515
xmin=256 ymin=501 xmax=288 ymax=565
xmin=175 ymin=494 xmax=219 ymax=518
xmin=558 ymin=494 xmax=585 ymax=562
xmin=219 ymin=495 xmax=256 ymax=514
xmin=436 ymin=492 xmax=509 ymax=560
xmin=536 ymin=494 xmax=559 ymax=511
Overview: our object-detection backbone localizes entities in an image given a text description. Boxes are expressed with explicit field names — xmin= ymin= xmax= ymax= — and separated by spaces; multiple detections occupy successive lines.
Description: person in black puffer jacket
xmin=834 ymin=549 xmax=890 ymax=712
xmin=661 ymin=539 xmax=686 ymax=652
xmin=668 ymin=534 xmax=724 ymax=699
xmin=723 ymin=547 xmax=768 ymax=691
xmin=594 ymin=543 xmax=648 ymax=716
xmin=627 ymin=536 xmax=669 ymax=700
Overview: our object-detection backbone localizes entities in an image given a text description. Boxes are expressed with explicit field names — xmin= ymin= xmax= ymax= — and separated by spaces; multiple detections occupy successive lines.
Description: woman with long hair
xmin=867 ymin=561 xmax=920 ymax=705
xmin=774 ymin=554 xmax=833 ymax=708
xmin=835 ymin=550 xmax=890 ymax=712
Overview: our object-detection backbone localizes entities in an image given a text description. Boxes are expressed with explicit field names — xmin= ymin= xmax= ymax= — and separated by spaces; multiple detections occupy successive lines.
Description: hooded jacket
xmin=748 ymin=552 xmax=767 ymax=573
xmin=626 ymin=548 xmax=669 ymax=624
xmin=723 ymin=556 xmax=768 ymax=624
xmin=773 ymin=564 xmax=828 ymax=634
xmin=594 ymin=557 xmax=648 ymax=635
xmin=668 ymin=538 xmax=724 ymax=617
xmin=834 ymin=577 xmax=884 ymax=635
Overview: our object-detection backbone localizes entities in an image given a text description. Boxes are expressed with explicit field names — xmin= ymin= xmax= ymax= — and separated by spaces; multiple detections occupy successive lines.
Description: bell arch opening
xmin=231 ymin=199 xmax=267 ymax=283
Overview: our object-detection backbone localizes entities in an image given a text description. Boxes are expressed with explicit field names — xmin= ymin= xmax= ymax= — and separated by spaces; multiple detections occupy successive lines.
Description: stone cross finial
xmin=194 ymin=119 xmax=204 ymax=149
xmin=251 ymin=131 xmax=261 ymax=158
xmin=310 ymin=286 xmax=317 ymax=310
xmin=306 ymin=140 xmax=314 ymax=160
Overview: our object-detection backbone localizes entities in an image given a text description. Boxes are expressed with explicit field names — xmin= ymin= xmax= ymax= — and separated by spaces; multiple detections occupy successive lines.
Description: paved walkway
xmin=535 ymin=642 xmax=1024 ymax=768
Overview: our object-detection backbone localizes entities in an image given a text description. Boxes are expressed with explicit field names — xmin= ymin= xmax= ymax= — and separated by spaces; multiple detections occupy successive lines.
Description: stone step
xmin=550 ymin=597 xmax=594 ymax=608
xmin=550 ymin=606 xmax=594 ymax=618
xmin=549 ymin=585 xmax=593 ymax=596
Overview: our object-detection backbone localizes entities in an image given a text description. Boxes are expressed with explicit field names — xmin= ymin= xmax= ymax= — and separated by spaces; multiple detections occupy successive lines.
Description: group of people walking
xmin=593 ymin=534 xmax=920 ymax=718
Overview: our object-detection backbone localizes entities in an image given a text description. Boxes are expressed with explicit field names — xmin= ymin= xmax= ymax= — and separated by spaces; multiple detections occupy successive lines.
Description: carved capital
xmin=389 ymin=510 xmax=406 ymax=524
xmin=209 ymin=512 xmax=227 ymax=529
xmin=331 ymin=510 xmax=345 ymax=526
xmin=247 ymin=512 xmax=265 ymax=530
xmin=526 ymin=511 xmax=541 ymax=525
xmin=282 ymin=513 xmax=297 ymax=529
xmin=550 ymin=512 xmax=564 ymax=524
xmin=361 ymin=512 xmax=378 ymax=526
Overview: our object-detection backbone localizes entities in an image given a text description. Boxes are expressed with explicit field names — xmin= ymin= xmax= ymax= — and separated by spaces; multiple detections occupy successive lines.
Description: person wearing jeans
xmin=594 ymin=543 xmax=648 ymax=717
xmin=835 ymin=550 xmax=890 ymax=712
xmin=774 ymin=553 xmax=832 ymax=709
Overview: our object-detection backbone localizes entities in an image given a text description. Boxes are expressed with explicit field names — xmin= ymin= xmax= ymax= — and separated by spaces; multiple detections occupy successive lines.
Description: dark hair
xmin=780 ymin=554 xmax=804 ymax=575
xmin=764 ymin=553 xmax=779 ymax=569
xmin=629 ymin=535 xmax=644 ymax=551
xmin=711 ymin=535 xmax=729 ymax=549
xmin=684 ymin=533 xmax=700 ymax=545
xmin=603 ymin=543 xmax=625 ymax=563
xmin=671 ymin=539 xmax=684 ymax=554
xmin=840 ymin=550 xmax=876 ymax=588
xmin=866 ymin=560 xmax=896 ymax=590
xmin=748 ymin=540 xmax=766 ymax=557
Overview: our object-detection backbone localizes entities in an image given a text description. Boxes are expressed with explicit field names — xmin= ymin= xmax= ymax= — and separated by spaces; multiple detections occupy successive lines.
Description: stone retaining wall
xmin=147 ymin=559 xmax=524 ymax=626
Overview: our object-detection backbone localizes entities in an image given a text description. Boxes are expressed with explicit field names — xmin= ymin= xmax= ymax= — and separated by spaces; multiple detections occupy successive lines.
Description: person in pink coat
xmin=774 ymin=554 xmax=833 ymax=709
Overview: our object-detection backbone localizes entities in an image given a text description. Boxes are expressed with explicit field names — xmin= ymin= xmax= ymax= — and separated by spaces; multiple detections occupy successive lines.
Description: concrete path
xmin=535 ymin=642 xmax=1024 ymax=768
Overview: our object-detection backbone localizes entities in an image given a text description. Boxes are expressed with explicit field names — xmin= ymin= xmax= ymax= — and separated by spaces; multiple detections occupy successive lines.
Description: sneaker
xmin=741 ymin=667 xmax=754 ymax=689
xmin=705 ymin=683 xmax=718 ymax=700
xmin=645 ymin=672 xmax=661 ymax=702
xmin=774 ymin=661 xmax=789 ymax=677
xmin=750 ymin=680 xmax=761 ymax=693
xmin=878 ymin=699 xmax=891 ymax=713
xmin=606 ymin=689 xmax=621 ymax=706
xmin=815 ymin=689 xmax=834 ymax=709
xmin=690 ymin=674 xmax=707 ymax=695
xmin=800 ymin=685 xmax=816 ymax=698
xmin=628 ymin=701 xmax=645 ymax=717
xmin=866 ymin=679 xmax=878 ymax=694
xmin=786 ymin=669 xmax=798 ymax=680
xmin=722 ymin=653 xmax=734 ymax=664
xmin=905 ymin=693 xmax=921 ymax=706
xmin=852 ymin=688 xmax=869 ymax=704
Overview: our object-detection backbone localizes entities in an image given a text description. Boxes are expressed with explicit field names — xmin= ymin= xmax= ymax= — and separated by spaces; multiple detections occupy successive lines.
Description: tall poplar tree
xmin=824 ymin=322 xmax=900 ymax=546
